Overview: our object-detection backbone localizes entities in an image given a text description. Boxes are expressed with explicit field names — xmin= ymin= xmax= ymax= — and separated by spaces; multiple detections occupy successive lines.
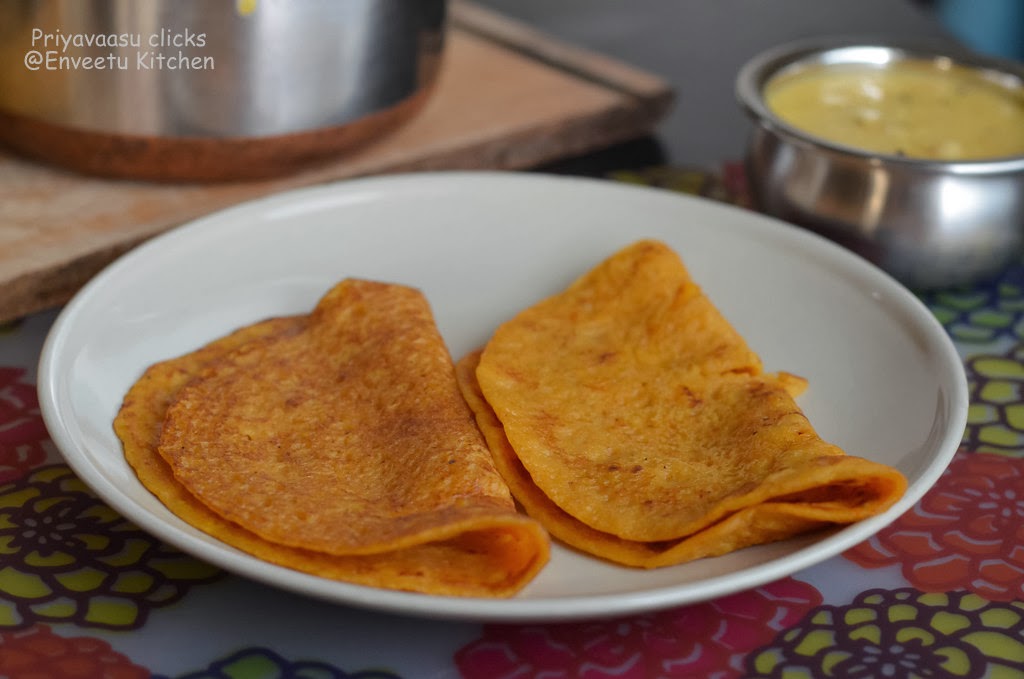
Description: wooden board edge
xmin=0 ymin=236 xmax=150 ymax=325
xmin=0 ymin=96 xmax=668 ymax=326
xmin=450 ymin=0 xmax=675 ymax=107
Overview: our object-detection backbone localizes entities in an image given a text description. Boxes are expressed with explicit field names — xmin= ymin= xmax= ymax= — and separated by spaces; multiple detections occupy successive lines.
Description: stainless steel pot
xmin=0 ymin=0 xmax=447 ymax=181
xmin=736 ymin=38 xmax=1024 ymax=290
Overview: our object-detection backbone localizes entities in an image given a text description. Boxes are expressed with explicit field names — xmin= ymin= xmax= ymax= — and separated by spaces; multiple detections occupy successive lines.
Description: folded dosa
xmin=115 ymin=280 xmax=548 ymax=597
xmin=459 ymin=240 xmax=906 ymax=567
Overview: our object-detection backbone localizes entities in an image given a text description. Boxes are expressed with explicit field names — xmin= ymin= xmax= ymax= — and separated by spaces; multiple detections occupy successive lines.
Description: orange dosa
xmin=460 ymin=240 xmax=906 ymax=567
xmin=115 ymin=280 xmax=548 ymax=597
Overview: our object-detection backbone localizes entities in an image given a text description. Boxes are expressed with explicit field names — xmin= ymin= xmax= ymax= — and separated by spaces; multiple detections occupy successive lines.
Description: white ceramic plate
xmin=38 ymin=172 xmax=967 ymax=622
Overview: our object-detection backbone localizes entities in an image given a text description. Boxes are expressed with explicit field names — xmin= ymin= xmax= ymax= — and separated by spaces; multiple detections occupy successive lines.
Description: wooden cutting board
xmin=0 ymin=1 xmax=672 ymax=324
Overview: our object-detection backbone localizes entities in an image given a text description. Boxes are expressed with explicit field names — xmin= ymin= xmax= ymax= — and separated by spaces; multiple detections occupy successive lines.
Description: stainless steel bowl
xmin=736 ymin=38 xmax=1024 ymax=289
xmin=0 ymin=0 xmax=446 ymax=181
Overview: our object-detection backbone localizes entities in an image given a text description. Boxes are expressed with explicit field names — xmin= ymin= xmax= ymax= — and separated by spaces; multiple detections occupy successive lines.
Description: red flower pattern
xmin=845 ymin=451 xmax=1024 ymax=601
xmin=0 ymin=625 xmax=150 ymax=679
xmin=0 ymin=367 xmax=51 ymax=483
xmin=455 ymin=578 xmax=822 ymax=679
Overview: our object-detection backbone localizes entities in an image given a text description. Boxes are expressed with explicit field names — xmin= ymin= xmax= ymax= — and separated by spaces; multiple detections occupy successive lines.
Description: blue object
xmin=936 ymin=0 xmax=1024 ymax=61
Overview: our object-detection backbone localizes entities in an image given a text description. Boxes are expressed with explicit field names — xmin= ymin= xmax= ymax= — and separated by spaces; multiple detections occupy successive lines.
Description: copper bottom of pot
xmin=0 ymin=86 xmax=433 ymax=183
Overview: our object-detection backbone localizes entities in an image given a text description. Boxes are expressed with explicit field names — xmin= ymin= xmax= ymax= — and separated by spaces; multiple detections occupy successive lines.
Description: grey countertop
xmin=475 ymin=0 xmax=958 ymax=168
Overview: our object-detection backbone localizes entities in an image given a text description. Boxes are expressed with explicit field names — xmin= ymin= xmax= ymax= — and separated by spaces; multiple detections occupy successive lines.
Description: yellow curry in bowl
xmin=764 ymin=59 xmax=1024 ymax=161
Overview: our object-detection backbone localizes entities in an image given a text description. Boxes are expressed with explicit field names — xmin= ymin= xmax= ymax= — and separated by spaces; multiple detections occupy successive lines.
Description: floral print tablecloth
xmin=2 ymin=168 xmax=1023 ymax=679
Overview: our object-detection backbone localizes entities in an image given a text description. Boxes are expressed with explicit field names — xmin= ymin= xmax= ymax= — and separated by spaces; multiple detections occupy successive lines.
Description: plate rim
xmin=37 ymin=170 xmax=969 ymax=622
